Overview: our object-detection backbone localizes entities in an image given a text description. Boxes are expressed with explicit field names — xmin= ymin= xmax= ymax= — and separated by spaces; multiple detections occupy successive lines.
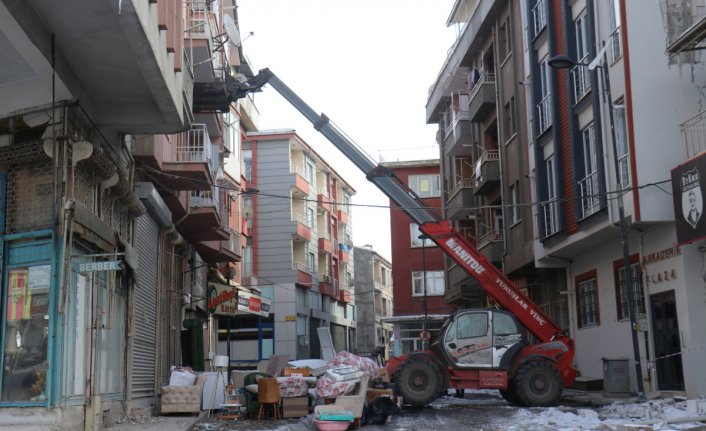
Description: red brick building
xmin=382 ymin=160 xmax=456 ymax=355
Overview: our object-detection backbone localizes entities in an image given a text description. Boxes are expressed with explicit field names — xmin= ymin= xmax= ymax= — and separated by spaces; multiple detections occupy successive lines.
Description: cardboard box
xmin=282 ymin=367 xmax=311 ymax=377
xmin=378 ymin=367 xmax=391 ymax=383
xmin=282 ymin=396 xmax=309 ymax=418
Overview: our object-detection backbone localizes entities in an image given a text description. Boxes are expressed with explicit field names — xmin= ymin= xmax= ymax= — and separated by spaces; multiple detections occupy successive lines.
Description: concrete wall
xmin=354 ymin=247 xmax=376 ymax=353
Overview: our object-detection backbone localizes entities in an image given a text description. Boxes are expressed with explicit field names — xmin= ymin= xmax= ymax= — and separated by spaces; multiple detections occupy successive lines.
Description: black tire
xmin=512 ymin=361 xmax=562 ymax=407
xmin=395 ymin=357 xmax=444 ymax=407
xmin=499 ymin=386 xmax=525 ymax=406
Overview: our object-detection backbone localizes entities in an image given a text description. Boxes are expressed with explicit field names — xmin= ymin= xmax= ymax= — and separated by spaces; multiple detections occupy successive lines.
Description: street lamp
xmin=548 ymin=46 xmax=645 ymax=397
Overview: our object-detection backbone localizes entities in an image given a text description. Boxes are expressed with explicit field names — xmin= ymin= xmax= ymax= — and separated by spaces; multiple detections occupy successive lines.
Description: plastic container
xmin=312 ymin=418 xmax=352 ymax=431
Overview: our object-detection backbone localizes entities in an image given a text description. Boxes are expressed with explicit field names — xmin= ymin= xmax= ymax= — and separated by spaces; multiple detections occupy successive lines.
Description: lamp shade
xmin=213 ymin=355 xmax=229 ymax=368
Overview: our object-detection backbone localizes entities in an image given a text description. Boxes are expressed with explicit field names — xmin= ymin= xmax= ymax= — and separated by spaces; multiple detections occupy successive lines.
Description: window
xmin=3 ymin=266 xmax=51 ymax=401
xmin=615 ymin=257 xmax=645 ymax=320
xmin=542 ymin=155 xmax=559 ymax=237
xmin=410 ymin=223 xmax=435 ymax=248
xmin=537 ymin=57 xmax=552 ymax=134
xmin=498 ymin=17 xmax=511 ymax=61
xmin=503 ymin=97 xmax=516 ymax=140
xmin=412 ymin=271 xmax=445 ymax=296
xmin=304 ymin=157 xmax=315 ymax=184
xmin=614 ymin=104 xmax=630 ymax=188
xmin=242 ymin=149 xmax=252 ymax=180
xmin=576 ymin=272 xmax=599 ymax=328
xmin=609 ymin=0 xmax=622 ymax=62
xmin=307 ymin=207 xmax=315 ymax=228
xmin=493 ymin=313 xmax=519 ymax=335
xmin=573 ymin=12 xmax=591 ymax=100
xmin=308 ymin=251 xmax=316 ymax=274
xmin=510 ymin=182 xmax=520 ymax=224
xmin=579 ymin=124 xmax=600 ymax=218
xmin=296 ymin=287 xmax=308 ymax=307
xmin=409 ymin=174 xmax=440 ymax=198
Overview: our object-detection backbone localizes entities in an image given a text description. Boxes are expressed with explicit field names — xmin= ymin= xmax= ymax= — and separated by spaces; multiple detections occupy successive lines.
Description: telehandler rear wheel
xmin=513 ymin=361 xmax=562 ymax=407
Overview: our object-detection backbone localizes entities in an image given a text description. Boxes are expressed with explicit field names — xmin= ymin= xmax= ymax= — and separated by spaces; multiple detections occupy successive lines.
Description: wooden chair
xmin=257 ymin=377 xmax=281 ymax=420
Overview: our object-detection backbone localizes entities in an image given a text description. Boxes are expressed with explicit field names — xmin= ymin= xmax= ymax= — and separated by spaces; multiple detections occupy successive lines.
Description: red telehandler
xmin=229 ymin=69 xmax=576 ymax=407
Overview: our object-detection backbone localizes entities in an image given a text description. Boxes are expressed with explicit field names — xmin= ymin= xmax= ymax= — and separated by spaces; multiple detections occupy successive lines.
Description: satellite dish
xmin=223 ymin=14 xmax=241 ymax=46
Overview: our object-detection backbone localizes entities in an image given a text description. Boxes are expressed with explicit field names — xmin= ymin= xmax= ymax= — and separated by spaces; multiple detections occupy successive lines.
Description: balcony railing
xmin=536 ymin=93 xmax=553 ymax=135
xmin=449 ymin=179 xmax=474 ymax=199
xmin=609 ymin=27 xmax=622 ymax=64
xmin=292 ymin=212 xmax=311 ymax=228
xmin=174 ymin=124 xmax=213 ymax=165
xmin=532 ymin=0 xmax=547 ymax=38
xmin=578 ymin=172 xmax=600 ymax=219
xmin=468 ymin=72 xmax=495 ymax=100
xmin=295 ymin=261 xmax=313 ymax=275
xmin=541 ymin=200 xmax=559 ymax=238
xmin=681 ymin=109 xmax=706 ymax=158
xmin=473 ymin=150 xmax=499 ymax=180
xmin=478 ymin=229 xmax=503 ymax=246
xmin=190 ymin=184 xmax=219 ymax=208
xmin=572 ymin=54 xmax=591 ymax=101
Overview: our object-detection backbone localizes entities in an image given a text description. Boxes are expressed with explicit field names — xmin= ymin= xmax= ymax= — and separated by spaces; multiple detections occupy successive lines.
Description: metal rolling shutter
xmin=132 ymin=215 xmax=159 ymax=400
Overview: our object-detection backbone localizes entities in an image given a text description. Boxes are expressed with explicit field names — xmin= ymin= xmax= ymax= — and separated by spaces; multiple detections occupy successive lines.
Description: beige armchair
xmin=314 ymin=373 xmax=370 ymax=425
xmin=161 ymin=375 xmax=207 ymax=414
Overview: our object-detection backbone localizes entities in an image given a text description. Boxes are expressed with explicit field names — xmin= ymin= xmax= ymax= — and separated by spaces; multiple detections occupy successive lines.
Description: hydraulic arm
xmin=233 ymin=68 xmax=570 ymax=345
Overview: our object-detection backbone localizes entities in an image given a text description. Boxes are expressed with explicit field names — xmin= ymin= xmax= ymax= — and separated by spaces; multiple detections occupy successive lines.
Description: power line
xmin=136 ymin=160 xmax=673 ymax=213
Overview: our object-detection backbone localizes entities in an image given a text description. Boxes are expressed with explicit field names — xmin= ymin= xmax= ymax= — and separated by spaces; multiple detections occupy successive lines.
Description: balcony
xmin=177 ymin=187 xmax=228 ymax=241
xmin=681 ymin=109 xmax=706 ymax=158
xmin=0 ymin=0 xmax=190 ymax=132
xmin=295 ymin=262 xmax=313 ymax=287
xmin=468 ymin=73 xmax=496 ymax=123
xmin=541 ymin=201 xmax=560 ymax=238
xmin=318 ymin=235 xmax=335 ymax=254
xmin=337 ymin=209 xmax=350 ymax=225
xmin=578 ymin=172 xmax=601 ymax=220
xmin=536 ymin=93 xmax=553 ymax=136
xmin=445 ymin=261 xmax=484 ymax=305
xmin=338 ymin=246 xmax=350 ymax=264
xmin=291 ymin=166 xmax=310 ymax=197
xmin=195 ymin=229 xmax=241 ymax=265
xmin=531 ymin=0 xmax=547 ymax=39
xmin=319 ymin=275 xmax=339 ymax=299
xmin=133 ymin=125 xmax=214 ymax=191
xmin=572 ymin=54 xmax=591 ymax=102
xmin=477 ymin=229 xmax=504 ymax=263
xmin=473 ymin=150 xmax=500 ymax=195
xmin=338 ymin=289 xmax=351 ymax=303
xmin=446 ymin=180 xmax=475 ymax=219
xmin=317 ymin=194 xmax=332 ymax=213
xmin=186 ymin=1 xmax=233 ymax=113
xmin=292 ymin=213 xmax=312 ymax=242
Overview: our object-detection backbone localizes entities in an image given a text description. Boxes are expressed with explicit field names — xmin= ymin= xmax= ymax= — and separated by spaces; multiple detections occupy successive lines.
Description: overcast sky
xmin=236 ymin=0 xmax=457 ymax=260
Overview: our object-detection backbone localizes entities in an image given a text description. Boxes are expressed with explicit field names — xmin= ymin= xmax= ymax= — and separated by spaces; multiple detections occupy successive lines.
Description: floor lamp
xmin=209 ymin=354 xmax=229 ymax=417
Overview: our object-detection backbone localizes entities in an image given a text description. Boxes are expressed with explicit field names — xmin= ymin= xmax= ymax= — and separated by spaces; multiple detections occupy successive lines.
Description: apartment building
xmin=524 ymin=0 xmax=706 ymax=397
xmin=0 ymin=0 xmax=257 ymax=427
xmin=381 ymin=160 xmax=456 ymax=356
xmin=353 ymin=246 xmax=394 ymax=359
xmin=425 ymin=0 xmax=568 ymax=330
xmin=242 ymin=130 xmax=356 ymax=361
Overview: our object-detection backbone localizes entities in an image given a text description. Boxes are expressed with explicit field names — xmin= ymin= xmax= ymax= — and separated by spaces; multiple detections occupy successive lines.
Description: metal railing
xmin=473 ymin=150 xmax=499 ymax=181
xmin=295 ymin=261 xmax=313 ymax=274
xmin=190 ymin=184 xmax=219 ymax=208
xmin=536 ymin=93 xmax=553 ymax=135
xmin=468 ymin=73 xmax=496 ymax=101
xmin=449 ymin=179 xmax=474 ymax=199
xmin=292 ymin=212 xmax=311 ymax=228
xmin=681 ymin=109 xmax=706 ymax=158
xmin=578 ymin=172 xmax=600 ymax=219
xmin=572 ymin=54 xmax=591 ymax=101
xmin=541 ymin=200 xmax=559 ymax=237
xmin=609 ymin=27 xmax=622 ymax=64
xmin=532 ymin=0 xmax=547 ymax=38
xmin=174 ymin=124 xmax=213 ymax=163
xmin=478 ymin=229 xmax=504 ymax=247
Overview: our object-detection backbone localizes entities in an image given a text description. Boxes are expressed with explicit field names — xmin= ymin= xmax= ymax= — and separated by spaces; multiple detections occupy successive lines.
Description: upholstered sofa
xmin=161 ymin=375 xmax=207 ymax=414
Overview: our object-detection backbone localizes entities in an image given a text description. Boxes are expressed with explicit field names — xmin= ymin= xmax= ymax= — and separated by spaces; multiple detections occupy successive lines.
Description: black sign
xmin=671 ymin=154 xmax=706 ymax=244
